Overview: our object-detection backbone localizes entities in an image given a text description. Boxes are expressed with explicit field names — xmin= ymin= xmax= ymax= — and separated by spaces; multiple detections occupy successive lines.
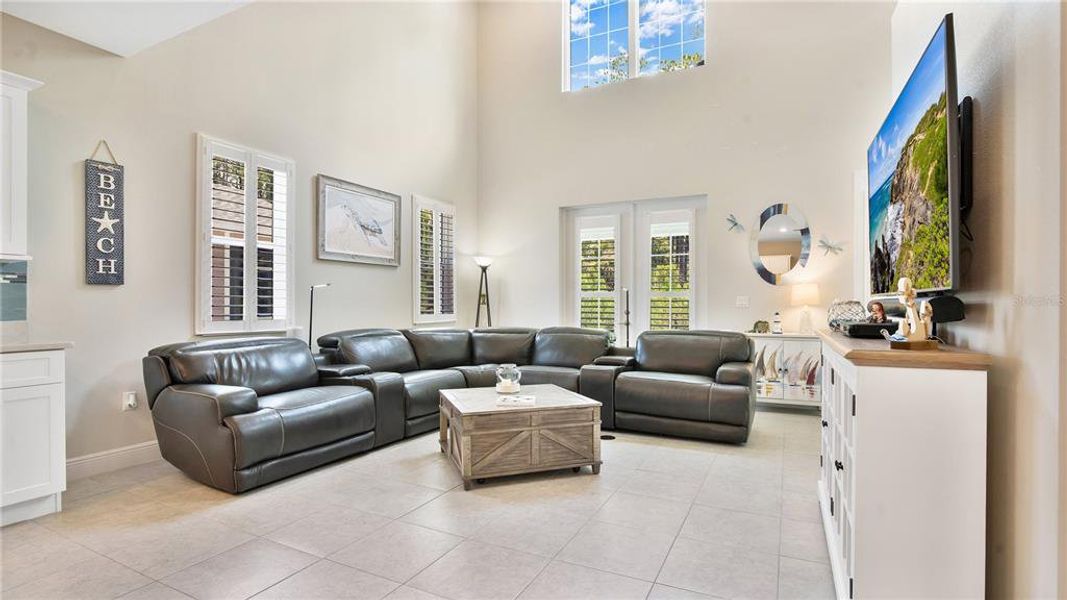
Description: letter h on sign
xmin=85 ymin=159 xmax=124 ymax=285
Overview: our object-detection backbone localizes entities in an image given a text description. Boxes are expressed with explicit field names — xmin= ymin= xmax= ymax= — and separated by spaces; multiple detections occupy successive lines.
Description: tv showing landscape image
xmin=868 ymin=20 xmax=952 ymax=295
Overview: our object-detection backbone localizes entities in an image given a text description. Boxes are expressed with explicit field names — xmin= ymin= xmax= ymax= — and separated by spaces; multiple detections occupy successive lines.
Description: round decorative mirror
xmin=750 ymin=203 xmax=811 ymax=285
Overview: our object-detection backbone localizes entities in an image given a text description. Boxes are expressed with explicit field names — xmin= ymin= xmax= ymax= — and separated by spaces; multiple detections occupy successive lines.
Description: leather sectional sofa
xmin=143 ymin=327 xmax=754 ymax=492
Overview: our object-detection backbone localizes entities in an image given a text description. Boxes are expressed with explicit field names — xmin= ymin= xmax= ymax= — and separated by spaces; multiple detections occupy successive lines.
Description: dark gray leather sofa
xmin=316 ymin=327 xmax=613 ymax=439
xmin=612 ymin=330 xmax=756 ymax=443
xmin=143 ymin=337 xmax=381 ymax=493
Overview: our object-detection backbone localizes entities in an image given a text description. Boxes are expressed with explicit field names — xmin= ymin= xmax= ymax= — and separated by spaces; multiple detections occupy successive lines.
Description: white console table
xmin=1 ymin=343 xmax=71 ymax=525
xmin=747 ymin=332 xmax=821 ymax=409
xmin=817 ymin=330 xmax=990 ymax=599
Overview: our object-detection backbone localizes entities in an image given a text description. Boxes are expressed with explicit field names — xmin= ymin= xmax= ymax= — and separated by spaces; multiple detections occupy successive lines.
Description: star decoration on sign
xmin=92 ymin=211 xmax=120 ymax=234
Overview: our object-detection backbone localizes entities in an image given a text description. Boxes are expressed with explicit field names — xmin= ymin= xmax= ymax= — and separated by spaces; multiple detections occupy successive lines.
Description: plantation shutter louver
xmin=413 ymin=196 xmax=456 ymax=323
xmin=198 ymin=135 xmax=294 ymax=335
xmin=649 ymin=220 xmax=691 ymax=330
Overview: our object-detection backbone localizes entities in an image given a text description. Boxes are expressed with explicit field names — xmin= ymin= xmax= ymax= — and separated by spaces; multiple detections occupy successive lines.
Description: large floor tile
xmin=1 ymin=529 xmax=99 ymax=591
xmin=401 ymin=488 xmax=510 ymax=536
xmin=781 ymin=517 xmax=830 ymax=563
xmin=204 ymin=487 xmax=337 ymax=536
xmin=591 ymin=492 xmax=691 ymax=536
xmin=646 ymin=584 xmax=718 ymax=599
xmin=695 ymin=475 xmax=782 ymax=516
xmin=778 ymin=556 xmax=836 ymax=599
xmin=635 ymin=447 xmax=716 ymax=477
xmin=679 ymin=505 xmax=781 ymax=555
xmin=472 ymin=505 xmax=589 ymax=557
xmin=4 ymin=553 xmax=151 ymax=600
xmin=253 ymin=559 xmax=399 ymax=599
xmin=617 ymin=468 xmax=703 ymax=503
xmin=781 ymin=489 xmax=822 ymax=522
xmin=384 ymin=586 xmax=448 ymax=600
xmin=518 ymin=561 xmax=651 ymax=600
xmin=119 ymin=583 xmax=194 ymax=599
xmin=161 ymin=538 xmax=318 ymax=600
xmin=324 ymin=478 xmax=444 ymax=518
xmin=657 ymin=537 xmax=778 ymax=600
xmin=557 ymin=520 xmax=674 ymax=582
xmin=408 ymin=540 xmax=548 ymax=600
xmin=265 ymin=506 xmax=391 ymax=557
xmin=329 ymin=521 xmax=463 ymax=583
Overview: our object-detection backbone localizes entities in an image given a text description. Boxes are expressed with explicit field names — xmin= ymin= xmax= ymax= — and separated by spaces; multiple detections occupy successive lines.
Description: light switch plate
xmin=736 ymin=295 xmax=750 ymax=308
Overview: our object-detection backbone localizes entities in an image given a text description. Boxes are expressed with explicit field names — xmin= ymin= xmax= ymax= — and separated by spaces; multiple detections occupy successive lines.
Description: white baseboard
xmin=66 ymin=440 xmax=161 ymax=481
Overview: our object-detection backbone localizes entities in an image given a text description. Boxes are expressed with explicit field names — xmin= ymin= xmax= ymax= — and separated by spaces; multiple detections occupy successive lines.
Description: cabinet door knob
xmin=821 ymin=420 xmax=828 ymax=428
xmin=834 ymin=460 xmax=844 ymax=471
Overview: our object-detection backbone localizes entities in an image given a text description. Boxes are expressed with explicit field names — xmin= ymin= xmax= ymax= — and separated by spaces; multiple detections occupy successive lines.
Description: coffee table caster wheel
xmin=572 ymin=467 xmax=582 ymax=473
xmin=476 ymin=478 xmax=486 ymax=484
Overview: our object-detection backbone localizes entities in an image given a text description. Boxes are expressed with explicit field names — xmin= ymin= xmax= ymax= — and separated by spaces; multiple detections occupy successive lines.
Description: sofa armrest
xmin=716 ymin=361 xmax=754 ymax=387
xmin=325 ymin=372 xmax=405 ymax=447
xmin=451 ymin=364 xmax=498 ymax=388
xmin=159 ymin=384 xmax=258 ymax=423
xmin=579 ymin=364 xmax=632 ymax=430
xmin=593 ymin=355 xmax=635 ymax=367
xmin=318 ymin=363 xmax=372 ymax=379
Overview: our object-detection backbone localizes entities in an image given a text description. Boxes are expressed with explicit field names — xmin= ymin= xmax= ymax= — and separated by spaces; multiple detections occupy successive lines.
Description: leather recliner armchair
xmin=611 ymin=330 xmax=756 ymax=443
xmin=143 ymin=337 xmax=379 ymax=493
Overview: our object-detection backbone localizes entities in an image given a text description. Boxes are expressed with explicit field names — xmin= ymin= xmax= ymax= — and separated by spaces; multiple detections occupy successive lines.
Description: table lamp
xmin=474 ymin=256 xmax=493 ymax=327
xmin=791 ymin=283 xmax=820 ymax=334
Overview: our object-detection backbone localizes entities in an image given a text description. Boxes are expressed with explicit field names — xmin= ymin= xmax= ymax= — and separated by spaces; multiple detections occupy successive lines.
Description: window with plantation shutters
xmin=197 ymin=135 xmax=294 ymax=335
xmin=413 ymin=195 xmax=456 ymax=323
xmin=648 ymin=220 xmax=690 ymax=330
xmin=578 ymin=222 xmax=617 ymax=333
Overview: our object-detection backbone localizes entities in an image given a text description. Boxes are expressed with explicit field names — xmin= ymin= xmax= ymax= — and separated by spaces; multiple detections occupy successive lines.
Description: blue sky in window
xmin=569 ymin=0 xmax=705 ymax=89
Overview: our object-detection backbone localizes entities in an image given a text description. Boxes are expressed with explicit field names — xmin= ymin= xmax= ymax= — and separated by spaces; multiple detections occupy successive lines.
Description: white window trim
xmin=561 ymin=196 xmax=705 ymax=339
xmin=195 ymin=133 xmax=295 ymax=336
xmin=561 ymin=0 xmax=707 ymax=92
xmin=412 ymin=194 xmax=457 ymax=325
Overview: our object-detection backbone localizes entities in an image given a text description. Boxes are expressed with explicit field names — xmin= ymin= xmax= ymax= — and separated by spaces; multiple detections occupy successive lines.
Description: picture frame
xmin=317 ymin=174 xmax=401 ymax=266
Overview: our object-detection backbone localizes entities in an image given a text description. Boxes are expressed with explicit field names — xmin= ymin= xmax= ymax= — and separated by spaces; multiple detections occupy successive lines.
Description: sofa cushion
xmin=471 ymin=328 xmax=537 ymax=365
xmin=226 ymin=386 xmax=375 ymax=469
xmin=634 ymin=330 xmax=752 ymax=376
xmin=531 ymin=327 xmax=610 ymax=369
xmin=402 ymin=369 xmax=467 ymax=418
xmin=517 ymin=365 xmax=580 ymax=391
xmin=450 ymin=364 xmax=498 ymax=388
xmin=339 ymin=330 xmax=419 ymax=373
xmin=614 ymin=371 xmax=750 ymax=426
xmin=157 ymin=337 xmax=318 ymax=398
xmin=403 ymin=329 xmax=473 ymax=369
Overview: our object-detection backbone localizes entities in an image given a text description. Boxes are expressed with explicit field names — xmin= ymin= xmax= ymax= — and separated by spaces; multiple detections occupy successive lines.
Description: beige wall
xmin=1061 ymin=5 xmax=1067 ymax=596
xmin=476 ymin=1 xmax=893 ymax=333
xmin=891 ymin=2 xmax=1063 ymax=597
xmin=0 ymin=1 xmax=480 ymax=458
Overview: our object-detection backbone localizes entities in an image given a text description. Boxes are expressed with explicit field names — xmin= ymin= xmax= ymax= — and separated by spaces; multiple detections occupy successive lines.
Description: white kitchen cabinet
xmin=818 ymin=330 xmax=990 ymax=599
xmin=1 ymin=347 xmax=67 ymax=525
xmin=1 ymin=71 xmax=43 ymax=260
xmin=748 ymin=332 xmax=821 ymax=408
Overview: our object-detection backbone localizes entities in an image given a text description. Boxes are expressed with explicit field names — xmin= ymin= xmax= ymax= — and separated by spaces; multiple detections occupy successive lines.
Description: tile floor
xmin=0 ymin=409 xmax=833 ymax=600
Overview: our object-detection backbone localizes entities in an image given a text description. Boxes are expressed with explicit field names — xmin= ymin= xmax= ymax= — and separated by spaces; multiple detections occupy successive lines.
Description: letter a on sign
xmin=85 ymin=159 xmax=124 ymax=285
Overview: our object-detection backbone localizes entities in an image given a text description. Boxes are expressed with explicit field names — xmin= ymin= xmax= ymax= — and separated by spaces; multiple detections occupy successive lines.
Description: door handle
xmin=834 ymin=460 xmax=844 ymax=471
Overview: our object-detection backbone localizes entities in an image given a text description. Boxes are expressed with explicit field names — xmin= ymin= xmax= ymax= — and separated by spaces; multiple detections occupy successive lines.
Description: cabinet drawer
xmin=535 ymin=408 xmax=594 ymax=426
xmin=468 ymin=411 xmax=531 ymax=431
xmin=0 ymin=351 xmax=64 ymax=388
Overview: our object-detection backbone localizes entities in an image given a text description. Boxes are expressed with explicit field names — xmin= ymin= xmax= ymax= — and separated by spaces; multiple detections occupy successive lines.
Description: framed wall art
xmin=317 ymin=174 xmax=401 ymax=266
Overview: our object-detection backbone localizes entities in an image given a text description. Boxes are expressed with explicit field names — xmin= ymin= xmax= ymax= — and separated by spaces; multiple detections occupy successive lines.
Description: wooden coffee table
xmin=438 ymin=384 xmax=602 ymax=490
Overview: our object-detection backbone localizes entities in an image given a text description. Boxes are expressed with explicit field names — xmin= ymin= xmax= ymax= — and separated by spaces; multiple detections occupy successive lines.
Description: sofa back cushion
xmin=402 ymin=329 xmax=473 ymax=369
xmin=156 ymin=337 xmax=318 ymax=397
xmin=635 ymin=330 xmax=752 ymax=376
xmin=531 ymin=327 xmax=610 ymax=368
xmin=471 ymin=328 xmax=537 ymax=365
xmin=338 ymin=330 xmax=419 ymax=373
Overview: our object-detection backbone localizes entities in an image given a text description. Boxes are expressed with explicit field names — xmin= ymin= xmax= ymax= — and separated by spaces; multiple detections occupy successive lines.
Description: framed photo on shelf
xmin=317 ymin=174 xmax=401 ymax=266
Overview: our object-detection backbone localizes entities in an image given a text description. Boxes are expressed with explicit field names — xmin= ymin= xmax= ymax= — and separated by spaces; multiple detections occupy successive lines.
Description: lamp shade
xmin=790 ymin=283 xmax=820 ymax=307
xmin=473 ymin=256 xmax=494 ymax=267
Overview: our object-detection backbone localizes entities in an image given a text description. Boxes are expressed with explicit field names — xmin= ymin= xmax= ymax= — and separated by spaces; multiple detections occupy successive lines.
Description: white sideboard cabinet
xmin=1 ymin=345 xmax=69 ymax=525
xmin=817 ymin=330 xmax=991 ymax=599
xmin=1 ymin=71 xmax=43 ymax=260
xmin=747 ymin=332 xmax=821 ymax=409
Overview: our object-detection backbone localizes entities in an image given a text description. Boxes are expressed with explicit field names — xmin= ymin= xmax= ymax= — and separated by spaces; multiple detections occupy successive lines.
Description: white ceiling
xmin=1 ymin=0 xmax=251 ymax=57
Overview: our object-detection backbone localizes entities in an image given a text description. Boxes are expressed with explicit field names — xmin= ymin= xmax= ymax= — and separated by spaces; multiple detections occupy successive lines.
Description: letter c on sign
xmin=96 ymin=237 xmax=115 ymax=253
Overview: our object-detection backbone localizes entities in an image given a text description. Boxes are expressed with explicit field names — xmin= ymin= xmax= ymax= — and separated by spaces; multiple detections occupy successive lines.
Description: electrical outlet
xmin=122 ymin=391 xmax=139 ymax=412
xmin=736 ymin=295 xmax=750 ymax=308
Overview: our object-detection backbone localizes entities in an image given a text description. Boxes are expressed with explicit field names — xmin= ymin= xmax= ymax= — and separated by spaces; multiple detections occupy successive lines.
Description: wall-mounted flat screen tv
xmin=868 ymin=14 xmax=960 ymax=297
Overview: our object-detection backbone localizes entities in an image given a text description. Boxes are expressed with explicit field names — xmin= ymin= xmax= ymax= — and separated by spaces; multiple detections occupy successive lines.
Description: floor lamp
xmin=474 ymin=256 xmax=493 ymax=327
xmin=308 ymin=283 xmax=331 ymax=347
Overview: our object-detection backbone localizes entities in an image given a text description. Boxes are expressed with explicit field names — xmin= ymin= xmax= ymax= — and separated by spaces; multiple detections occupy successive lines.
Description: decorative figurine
xmin=867 ymin=301 xmax=888 ymax=324
xmin=749 ymin=320 xmax=770 ymax=334
xmin=887 ymin=277 xmax=938 ymax=350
